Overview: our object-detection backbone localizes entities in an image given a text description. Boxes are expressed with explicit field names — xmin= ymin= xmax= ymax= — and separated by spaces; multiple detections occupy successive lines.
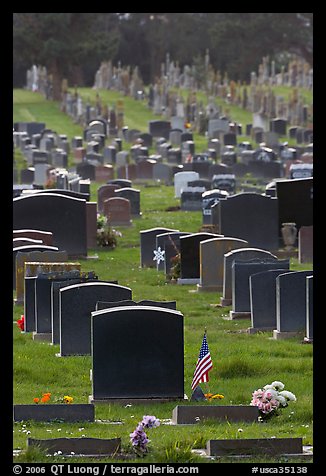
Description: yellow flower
xmin=205 ymin=393 xmax=224 ymax=400
xmin=63 ymin=395 xmax=73 ymax=404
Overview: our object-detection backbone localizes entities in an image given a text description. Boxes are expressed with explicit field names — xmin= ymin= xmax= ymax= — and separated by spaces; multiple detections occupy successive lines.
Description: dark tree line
xmin=13 ymin=13 xmax=313 ymax=98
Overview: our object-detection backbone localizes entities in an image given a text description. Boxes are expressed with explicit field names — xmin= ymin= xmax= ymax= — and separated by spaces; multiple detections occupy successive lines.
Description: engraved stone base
xmin=220 ymin=297 xmax=232 ymax=306
xmin=177 ymin=278 xmax=200 ymax=285
xmin=273 ymin=330 xmax=304 ymax=340
xmin=27 ymin=437 xmax=120 ymax=456
xmin=172 ymin=405 xmax=259 ymax=424
xmin=229 ymin=311 xmax=251 ymax=320
xmin=247 ymin=326 xmax=274 ymax=334
xmin=33 ymin=332 xmax=52 ymax=342
xmin=206 ymin=437 xmax=303 ymax=457
xmin=197 ymin=284 xmax=223 ymax=293
xmin=14 ymin=404 xmax=95 ymax=422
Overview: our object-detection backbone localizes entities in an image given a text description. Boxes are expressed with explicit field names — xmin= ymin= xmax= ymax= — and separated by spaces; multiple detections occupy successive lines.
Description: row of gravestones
xmin=172 ymin=176 xmax=313 ymax=255
xmin=14 ymin=121 xmax=313 ymax=193
xmin=139 ymin=227 xmax=313 ymax=341
xmin=17 ymin=252 xmax=185 ymax=402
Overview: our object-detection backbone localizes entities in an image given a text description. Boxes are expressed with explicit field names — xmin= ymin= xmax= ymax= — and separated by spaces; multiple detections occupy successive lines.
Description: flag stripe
xmin=191 ymin=333 xmax=213 ymax=390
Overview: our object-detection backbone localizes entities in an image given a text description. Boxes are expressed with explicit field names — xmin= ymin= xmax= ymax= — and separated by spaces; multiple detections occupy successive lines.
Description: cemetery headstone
xmin=13 ymin=193 xmax=88 ymax=257
xmin=174 ymin=171 xmax=199 ymax=198
xmin=198 ymin=237 xmax=248 ymax=292
xmin=230 ymin=259 xmax=290 ymax=319
xmin=273 ymin=270 xmax=314 ymax=339
xmin=248 ymin=269 xmax=295 ymax=333
xmin=140 ymin=227 xmax=179 ymax=268
xmin=59 ymin=282 xmax=132 ymax=356
xmin=275 ymin=177 xmax=313 ymax=233
xmin=212 ymin=193 xmax=279 ymax=251
xmin=298 ymin=226 xmax=313 ymax=263
xmin=178 ymin=233 xmax=222 ymax=284
xmin=103 ymin=197 xmax=132 ymax=226
xmin=90 ymin=306 xmax=184 ymax=401
xmin=304 ymin=275 xmax=313 ymax=343
xmin=221 ymin=248 xmax=278 ymax=306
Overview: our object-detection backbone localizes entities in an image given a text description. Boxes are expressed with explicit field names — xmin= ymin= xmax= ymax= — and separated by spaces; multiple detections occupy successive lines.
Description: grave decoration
xmin=250 ymin=380 xmax=296 ymax=420
xmin=129 ymin=415 xmax=160 ymax=457
xmin=96 ymin=213 xmax=122 ymax=248
xmin=190 ymin=330 xmax=224 ymax=402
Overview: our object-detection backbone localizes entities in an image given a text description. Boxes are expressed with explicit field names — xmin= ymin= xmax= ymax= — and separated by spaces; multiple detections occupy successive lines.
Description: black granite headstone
xmin=140 ymin=227 xmax=179 ymax=268
xmin=249 ymin=269 xmax=295 ymax=333
xmin=149 ymin=120 xmax=171 ymax=139
xmin=59 ymin=282 xmax=132 ymax=355
xmin=179 ymin=233 xmax=221 ymax=282
xmin=13 ymin=193 xmax=88 ymax=257
xmin=221 ymin=248 xmax=278 ymax=306
xmin=155 ymin=232 xmax=190 ymax=271
xmin=275 ymin=178 xmax=313 ymax=233
xmin=275 ymin=270 xmax=313 ymax=336
xmin=91 ymin=306 xmax=184 ymax=399
xmin=231 ymin=259 xmax=290 ymax=314
xmin=305 ymin=276 xmax=313 ymax=341
xmin=214 ymin=193 xmax=279 ymax=251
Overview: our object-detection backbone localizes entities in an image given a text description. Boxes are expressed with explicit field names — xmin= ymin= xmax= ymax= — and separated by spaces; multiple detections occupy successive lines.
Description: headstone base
xmin=229 ymin=311 xmax=251 ymax=320
xmin=177 ymin=278 xmax=200 ymax=285
xmin=172 ymin=405 xmax=259 ymax=424
xmin=89 ymin=395 xmax=188 ymax=405
xmin=220 ymin=297 xmax=232 ymax=306
xmin=247 ymin=326 xmax=274 ymax=334
xmin=197 ymin=284 xmax=223 ymax=293
xmin=206 ymin=437 xmax=303 ymax=457
xmin=27 ymin=437 xmax=120 ymax=456
xmin=14 ymin=404 xmax=95 ymax=422
xmin=273 ymin=330 xmax=304 ymax=340
xmin=33 ymin=332 xmax=52 ymax=342
xmin=303 ymin=336 xmax=313 ymax=344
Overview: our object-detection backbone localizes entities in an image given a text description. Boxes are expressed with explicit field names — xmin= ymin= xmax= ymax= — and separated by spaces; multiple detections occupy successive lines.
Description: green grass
xmin=13 ymin=90 xmax=313 ymax=464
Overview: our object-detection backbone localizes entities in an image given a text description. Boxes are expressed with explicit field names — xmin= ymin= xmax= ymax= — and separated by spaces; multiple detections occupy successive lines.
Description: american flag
xmin=191 ymin=332 xmax=213 ymax=390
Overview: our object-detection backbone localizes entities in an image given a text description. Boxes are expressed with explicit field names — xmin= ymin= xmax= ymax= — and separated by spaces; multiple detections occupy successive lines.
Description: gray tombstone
xmin=59 ymin=282 xmax=132 ymax=356
xmin=274 ymin=271 xmax=314 ymax=339
xmin=213 ymin=193 xmax=279 ymax=251
xmin=248 ymin=269 xmax=296 ymax=333
xmin=90 ymin=306 xmax=184 ymax=401
xmin=140 ymin=227 xmax=179 ymax=268
xmin=13 ymin=193 xmax=88 ymax=257
xmin=198 ymin=237 xmax=248 ymax=292
xmin=221 ymin=248 xmax=278 ymax=306
xmin=230 ymin=259 xmax=290 ymax=319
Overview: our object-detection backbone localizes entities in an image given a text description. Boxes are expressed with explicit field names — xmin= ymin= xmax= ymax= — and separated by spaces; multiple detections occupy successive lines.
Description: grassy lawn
xmin=12 ymin=90 xmax=313 ymax=464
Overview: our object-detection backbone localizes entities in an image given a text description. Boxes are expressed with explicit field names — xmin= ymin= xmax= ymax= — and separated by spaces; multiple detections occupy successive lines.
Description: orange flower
xmin=41 ymin=393 xmax=51 ymax=403
xmin=33 ymin=398 xmax=40 ymax=404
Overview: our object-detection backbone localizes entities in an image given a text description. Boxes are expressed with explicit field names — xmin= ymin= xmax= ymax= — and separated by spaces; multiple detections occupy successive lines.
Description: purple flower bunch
xmin=130 ymin=415 xmax=160 ymax=456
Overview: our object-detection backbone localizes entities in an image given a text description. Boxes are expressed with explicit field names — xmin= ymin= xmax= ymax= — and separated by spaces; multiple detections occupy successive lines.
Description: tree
xmin=13 ymin=13 xmax=120 ymax=97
